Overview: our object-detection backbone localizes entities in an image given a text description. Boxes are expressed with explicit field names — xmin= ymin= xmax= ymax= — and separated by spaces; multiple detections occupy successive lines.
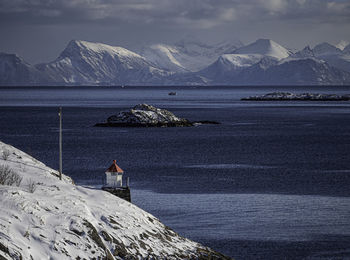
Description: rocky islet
xmin=95 ymin=104 xmax=219 ymax=127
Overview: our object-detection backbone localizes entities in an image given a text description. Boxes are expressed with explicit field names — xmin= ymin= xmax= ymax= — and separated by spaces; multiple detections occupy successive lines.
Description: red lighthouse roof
xmin=106 ymin=160 xmax=124 ymax=173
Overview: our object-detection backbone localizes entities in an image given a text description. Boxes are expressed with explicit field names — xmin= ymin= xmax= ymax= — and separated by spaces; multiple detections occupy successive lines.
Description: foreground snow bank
xmin=0 ymin=141 xmax=229 ymax=259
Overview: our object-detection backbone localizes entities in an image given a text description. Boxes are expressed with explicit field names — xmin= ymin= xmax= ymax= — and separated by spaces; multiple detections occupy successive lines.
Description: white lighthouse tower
xmin=105 ymin=160 xmax=124 ymax=187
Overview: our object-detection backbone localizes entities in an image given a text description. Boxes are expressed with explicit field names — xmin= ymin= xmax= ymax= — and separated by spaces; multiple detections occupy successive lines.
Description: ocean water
xmin=1 ymin=86 xmax=350 ymax=259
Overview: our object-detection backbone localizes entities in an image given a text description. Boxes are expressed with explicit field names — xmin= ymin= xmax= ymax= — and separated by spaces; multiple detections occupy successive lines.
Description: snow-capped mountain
xmin=36 ymin=40 xmax=170 ymax=85
xmin=336 ymin=40 xmax=349 ymax=51
xmin=313 ymin=42 xmax=342 ymax=56
xmin=311 ymin=42 xmax=350 ymax=73
xmin=344 ymin=44 xmax=350 ymax=54
xmin=0 ymin=140 xmax=228 ymax=259
xmin=290 ymin=46 xmax=315 ymax=59
xmin=0 ymin=53 xmax=51 ymax=86
xmin=234 ymin=57 xmax=350 ymax=85
xmin=140 ymin=44 xmax=188 ymax=72
xmin=196 ymin=39 xmax=290 ymax=83
xmin=198 ymin=54 xmax=266 ymax=82
xmin=196 ymin=40 xmax=350 ymax=85
xmin=1 ymin=38 xmax=350 ymax=86
xmin=232 ymin=39 xmax=292 ymax=60
xmin=139 ymin=39 xmax=242 ymax=72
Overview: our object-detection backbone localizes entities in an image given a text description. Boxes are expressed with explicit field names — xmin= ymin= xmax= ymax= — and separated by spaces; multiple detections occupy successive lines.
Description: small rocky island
xmin=95 ymin=104 xmax=219 ymax=127
xmin=242 ymin=92 xmax=350 ymax=101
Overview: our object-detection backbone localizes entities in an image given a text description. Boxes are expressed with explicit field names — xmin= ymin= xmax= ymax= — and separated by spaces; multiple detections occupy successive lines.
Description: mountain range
xmin=1 ymin=38 xmax=350 ymax=86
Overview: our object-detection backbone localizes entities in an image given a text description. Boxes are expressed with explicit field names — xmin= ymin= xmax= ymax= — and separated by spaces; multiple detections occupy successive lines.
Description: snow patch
xmin=233 ymin=39 xmax=291 ymax=60
xmin=336 ymin=40 xmax=349 ymax=51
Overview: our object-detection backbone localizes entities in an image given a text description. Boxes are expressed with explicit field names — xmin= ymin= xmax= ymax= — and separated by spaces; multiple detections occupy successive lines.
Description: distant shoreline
xmin=1 ymin=84 xmax=350 ymax=88
xmin=242 ymin=92 xmax=350 ymax=101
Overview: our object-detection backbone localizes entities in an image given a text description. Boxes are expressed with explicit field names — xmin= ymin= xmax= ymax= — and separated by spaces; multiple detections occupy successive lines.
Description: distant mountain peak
xmin=336 ymin=40 xmax=349 ymax=51
xmin=255 ymin=38 xmax=273 ymax=44
xmin=233 ymin=39 xmax=291 ymax=60
xmin=291 ymin=46 xmax=315 ymax=58
xmin=0 ymin=52 xmax=51 ymax=85
xmin=35 ymin=39 xmax=168 ymax=85
xmin=344 ymin=43 xmax=350 ymax=54
xmin=313 ymin=42 xmax=342 ymax=56
xmin=60 ymin=39 xmax=143 ymax=60
xmin=0 ymin=52 xmax=24 ymax=65
xmin=139 ymin=38 xmax=242 ymax=72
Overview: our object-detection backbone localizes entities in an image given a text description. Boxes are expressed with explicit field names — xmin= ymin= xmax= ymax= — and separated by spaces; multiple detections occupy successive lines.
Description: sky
xmin=0 ymin=0 xmax=350 ymax=64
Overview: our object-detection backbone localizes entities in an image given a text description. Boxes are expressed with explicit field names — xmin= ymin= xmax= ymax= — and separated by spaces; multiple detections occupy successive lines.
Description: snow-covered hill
xmin=35 ymin=40 xmax=170 ymax=85
xmin=0 ymin=140 xmax=229 ymax=259
xmin=311 ymin=42 xmax=350 ymax=73
xmin=313 ymin=42 xmax=342 ymax=56
xmin=140 ymin=44 xmax=188 ymax=72
xmin=195 ymin=40 xmax=350 ymax=85
xmin=336 ymin=40 xmax=349 ymax=51
xmin=139 ymin=39 xmax=242 ymax=72
xmin=198 ymin=54 xmax=265 ymax=82
xmin=198 ymin=55 xmax=350 ymax=86
xmin=232 ymin=39 xmax=291 ymax=60
xmin=290 ymin=46 xmax=315 ymax=59
xmin=344 ymin=44 xmax=350 ymax=54
xmin=196 ymin=39 xmax=290 ymax=84
xmin=235 ymin=57 xmax=350 ymax=85
xmin=0 ymin=53 xmax=51 ymax=86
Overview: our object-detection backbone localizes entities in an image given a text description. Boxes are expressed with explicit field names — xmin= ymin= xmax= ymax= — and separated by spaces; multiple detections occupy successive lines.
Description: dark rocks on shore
xmin=94 ymin=103 xmax=219 ymax=127
xmin=242 ymin=92 xmax=350 ymax=101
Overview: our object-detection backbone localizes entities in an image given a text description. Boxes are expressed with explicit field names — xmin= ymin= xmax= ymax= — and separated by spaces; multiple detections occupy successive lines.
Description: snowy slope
xmin=290 ymin=46 xmax=315 ymax=59
xmin=336 ymin=40 xmax=349 ymax=51
xmin=139 ymin=39 xmax=242 ymax=72
xmin=36 ymin=40 xmax=170 ymax=85
xmin=313 ymin=42 xmax=342 ymax=56
xmin=140 ymin=44 xmax=188 ymax=72
xmin=234 ymin=57 xmax=350 ymax=85
xmin=198 ymin=54 xmax=265 ymax=82
xmin=198 ymin=52 xmax=350 ymax=85
xmin=197 ymin=40 xmax=350 ymax=85
xmin=344 ymin=44 xmax=350 ymax=54
xmin=312 ymin=43 xmax=350 ymax=73
xmin=0 ymin=141 xmax=229 ymax=259
xmin=195 ymin=39 xmax=293 ymax=84
xmin=232 ymin=39 xmax=291 ymax=60
xmin=0 ymin=53 xmax=52 ymax=86
xmin=214 ymin=54 xmax=264 ymax=69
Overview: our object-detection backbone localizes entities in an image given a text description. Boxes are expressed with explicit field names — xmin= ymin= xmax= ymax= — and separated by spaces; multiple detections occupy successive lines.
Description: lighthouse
xmin=102 ymin=160 xmax=131 ymax=202
xmin=105 ymin=160 xmax=124 ymax=187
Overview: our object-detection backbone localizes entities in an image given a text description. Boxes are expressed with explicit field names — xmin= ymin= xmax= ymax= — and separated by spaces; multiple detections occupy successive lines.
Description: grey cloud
xmin=1 ymin=0 xmax=349 ymax=27
xmin=1 ymin=0 xmax=350 ymax=64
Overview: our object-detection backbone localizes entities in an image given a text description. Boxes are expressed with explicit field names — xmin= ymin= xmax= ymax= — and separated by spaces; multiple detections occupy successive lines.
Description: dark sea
xmin=1 ymin=86 xmax=350 ymax=259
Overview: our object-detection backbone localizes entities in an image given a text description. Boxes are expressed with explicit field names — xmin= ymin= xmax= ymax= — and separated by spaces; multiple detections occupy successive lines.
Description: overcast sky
xmin=1 ymin=0 xmax=350 ymax=64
